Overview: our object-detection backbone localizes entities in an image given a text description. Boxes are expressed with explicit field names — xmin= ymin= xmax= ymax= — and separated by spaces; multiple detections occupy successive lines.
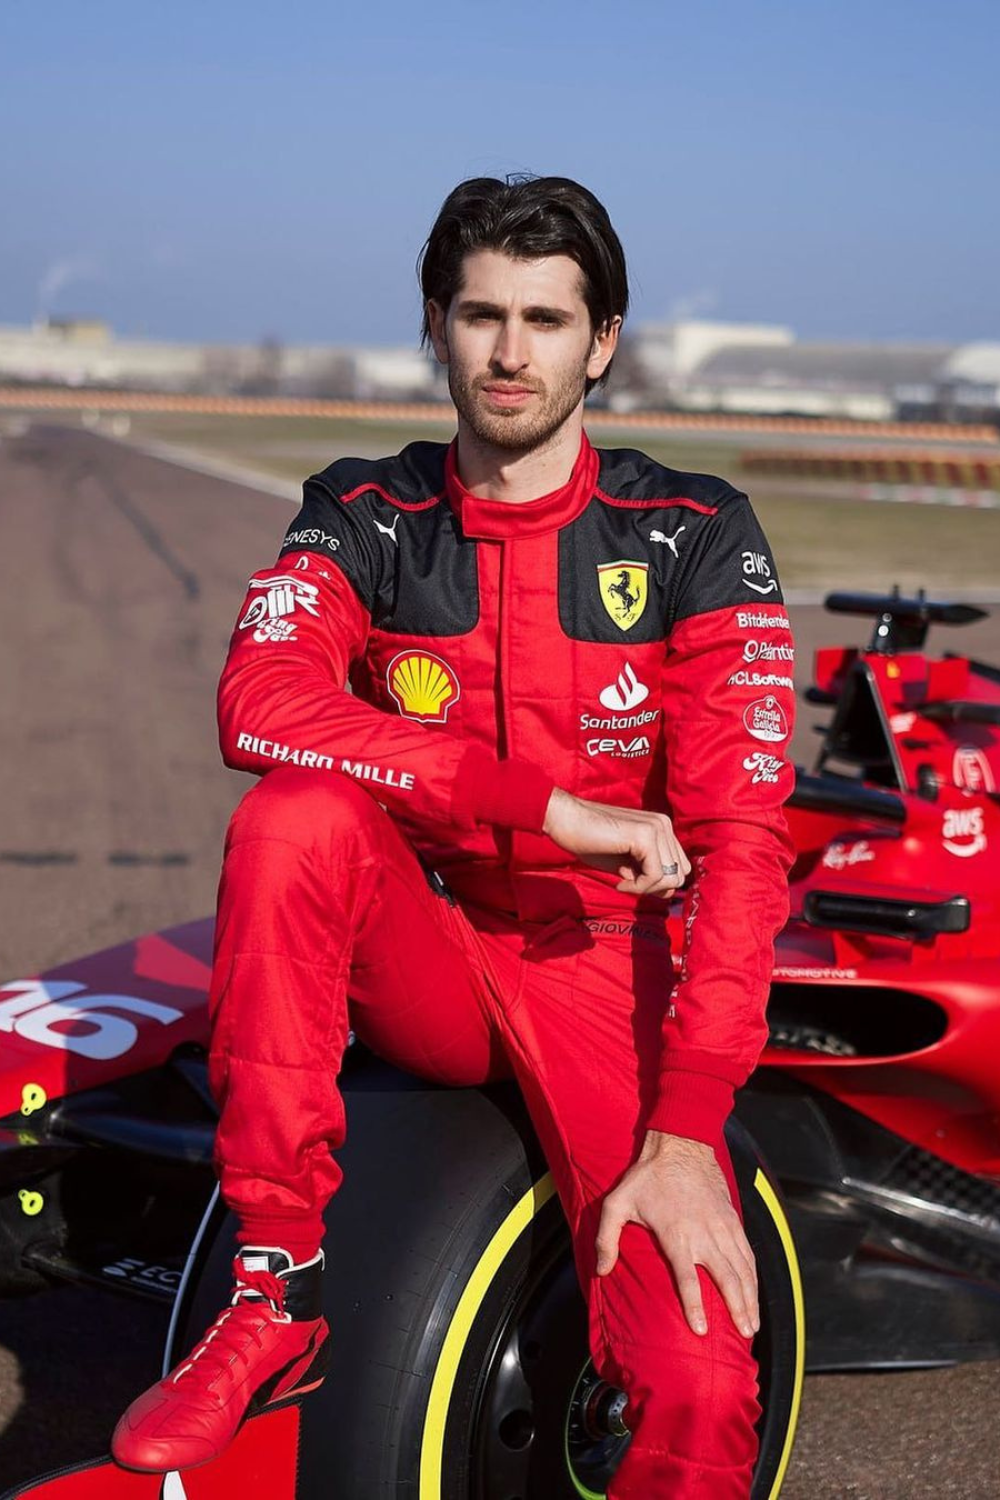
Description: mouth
xmin=480 ymin=384 xmax=538 ymax=409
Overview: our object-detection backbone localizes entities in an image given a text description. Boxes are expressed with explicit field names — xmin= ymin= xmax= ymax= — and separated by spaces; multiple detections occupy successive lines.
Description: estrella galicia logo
xmin=743 ymin=695 xmax=789 ymax=743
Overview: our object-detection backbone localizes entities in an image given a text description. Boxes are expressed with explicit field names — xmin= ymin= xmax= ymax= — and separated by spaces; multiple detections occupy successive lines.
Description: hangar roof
xmin=690 ymin=342 xmax=956 ymax=390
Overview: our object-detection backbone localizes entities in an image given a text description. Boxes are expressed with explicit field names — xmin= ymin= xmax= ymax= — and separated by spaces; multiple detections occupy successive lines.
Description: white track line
xmin=107 ymin=430 xmax=302 ymax=503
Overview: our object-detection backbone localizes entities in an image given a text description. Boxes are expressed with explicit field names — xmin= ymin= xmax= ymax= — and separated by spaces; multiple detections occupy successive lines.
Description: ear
xmin=426 ymin=300 xmax=450 ymax=366
xmin=586 ymin=315 xmax=622 ymax=382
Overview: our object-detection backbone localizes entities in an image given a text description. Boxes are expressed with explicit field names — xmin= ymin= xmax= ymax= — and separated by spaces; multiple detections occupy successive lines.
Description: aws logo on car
xmin=942 ymin=806 xmax=987 ymax=857
xmin=387 ymin=651 xmax=461 ymax=723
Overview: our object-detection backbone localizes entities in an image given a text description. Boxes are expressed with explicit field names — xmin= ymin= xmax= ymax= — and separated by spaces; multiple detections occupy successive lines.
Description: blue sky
xmin=2 ymin=0 xmax=997 ymax=346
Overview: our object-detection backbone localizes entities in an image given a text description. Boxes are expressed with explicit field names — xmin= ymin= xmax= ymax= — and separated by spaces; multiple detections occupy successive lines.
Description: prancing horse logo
xmin=597 ymin=561 xmax=649 ymax=631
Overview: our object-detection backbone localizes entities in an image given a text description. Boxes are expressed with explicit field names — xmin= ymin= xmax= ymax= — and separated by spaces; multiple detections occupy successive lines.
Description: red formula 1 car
xmin=2 ymin=589 xmax=999 ymax=1500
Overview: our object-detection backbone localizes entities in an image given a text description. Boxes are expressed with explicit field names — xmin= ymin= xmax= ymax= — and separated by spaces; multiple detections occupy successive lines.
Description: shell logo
xmin=387 ymin=651 xmax=461 ymax=723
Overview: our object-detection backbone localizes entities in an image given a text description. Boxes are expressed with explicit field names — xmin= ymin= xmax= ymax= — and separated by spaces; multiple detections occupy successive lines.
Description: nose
xmin=490 ymin=318 xmax=528 ymax=375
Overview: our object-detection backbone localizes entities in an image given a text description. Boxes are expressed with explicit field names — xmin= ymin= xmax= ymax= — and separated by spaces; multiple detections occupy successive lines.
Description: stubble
xmin=447 ymin=361 xmax=589 ymax=456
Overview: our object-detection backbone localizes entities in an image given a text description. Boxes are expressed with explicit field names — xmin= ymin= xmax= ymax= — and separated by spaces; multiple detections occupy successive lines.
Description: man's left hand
xmin=595 ymin=1131 xmax=759 ymax=1340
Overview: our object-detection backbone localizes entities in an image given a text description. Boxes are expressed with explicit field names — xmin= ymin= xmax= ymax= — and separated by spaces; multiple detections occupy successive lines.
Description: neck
xmin=454 ymin=406 xmax=585 ymax=503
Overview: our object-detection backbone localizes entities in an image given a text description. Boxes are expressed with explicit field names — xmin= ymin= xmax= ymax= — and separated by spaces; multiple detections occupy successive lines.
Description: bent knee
xmin=227 ymin=766 xmax=385 ymax=849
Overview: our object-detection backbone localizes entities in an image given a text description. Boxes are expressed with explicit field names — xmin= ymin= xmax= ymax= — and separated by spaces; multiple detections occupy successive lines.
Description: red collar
xmin=444 ymin=433 xmax=599 ymax=539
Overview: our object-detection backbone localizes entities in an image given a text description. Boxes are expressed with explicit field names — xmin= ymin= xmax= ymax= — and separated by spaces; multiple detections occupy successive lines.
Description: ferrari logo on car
xmin=387 ymin=651 xmax=461 ymax=723
xmin=597 ymin=562 xmax=648 ymax=631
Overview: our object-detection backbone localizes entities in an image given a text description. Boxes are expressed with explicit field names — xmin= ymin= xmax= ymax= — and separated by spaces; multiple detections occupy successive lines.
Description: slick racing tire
xmin=169 ymin=1060 xmax=804 ymax=1499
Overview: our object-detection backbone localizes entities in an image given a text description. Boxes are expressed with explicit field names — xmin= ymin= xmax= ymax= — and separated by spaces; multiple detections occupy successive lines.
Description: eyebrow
xmin=456 ymin=299 xmax=575 ymax=321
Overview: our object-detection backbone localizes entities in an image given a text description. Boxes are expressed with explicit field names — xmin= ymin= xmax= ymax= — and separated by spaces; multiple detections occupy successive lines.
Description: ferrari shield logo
xmin=597 ymin=561 xmax=648 ymax=631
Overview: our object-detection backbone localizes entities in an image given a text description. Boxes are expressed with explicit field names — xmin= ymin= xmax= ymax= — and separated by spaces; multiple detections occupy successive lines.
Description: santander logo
xmin=599 ymin=662 xmax=650 ymax=713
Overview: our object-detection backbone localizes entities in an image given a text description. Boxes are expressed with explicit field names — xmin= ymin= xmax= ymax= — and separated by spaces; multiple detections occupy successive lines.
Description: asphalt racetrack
xmin=1 ymin=424 xmax=999 ymax=1497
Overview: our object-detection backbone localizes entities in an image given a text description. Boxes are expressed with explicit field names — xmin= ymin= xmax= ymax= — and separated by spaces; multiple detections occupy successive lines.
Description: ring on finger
xmin=661 ymin=862 xmax=679 ymax=877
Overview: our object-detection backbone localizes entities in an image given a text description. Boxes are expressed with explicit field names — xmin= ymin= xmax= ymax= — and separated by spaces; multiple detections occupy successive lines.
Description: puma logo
xmin=649 ymin=525 xmax=685 ymax=557
xmin=373 ymin=514 xmax=400 ymax=545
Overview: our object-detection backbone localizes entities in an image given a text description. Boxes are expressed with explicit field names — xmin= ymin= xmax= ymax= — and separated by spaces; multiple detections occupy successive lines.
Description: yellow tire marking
xmin=419 ymin=1173 xmax=557 ymax=1499
xmin=754 ymin=1168 xmax=806 ymax=1500
xmin=418 ymin=1165 xmax=805 ymax=1499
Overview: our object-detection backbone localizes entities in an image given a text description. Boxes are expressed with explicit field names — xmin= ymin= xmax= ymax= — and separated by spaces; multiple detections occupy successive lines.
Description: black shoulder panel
xmin=595 ymin=447 xmax=742 ymax=511
xmin=557 ymin=450 xmax=758 ymax=642
xmin=669 ymin=488 xmax=786 ymax=622
xmin=278 ymin=443 xmax=479 ymax=636
xmin=278 ymin=478 xmax=381 ymax=611
xmin=310 ymin=441 xmax=449 ymax=509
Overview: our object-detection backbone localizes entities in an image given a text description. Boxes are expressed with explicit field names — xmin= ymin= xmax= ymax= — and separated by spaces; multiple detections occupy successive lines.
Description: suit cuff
xmin=646 ymin=1070 xmax=736 ymax=1144
xmin=452 ymin=746 xmax=555 ymax=832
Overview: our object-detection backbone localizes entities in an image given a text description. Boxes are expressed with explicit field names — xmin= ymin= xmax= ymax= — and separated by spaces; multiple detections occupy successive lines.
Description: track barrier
xmin=0 ymin=387 xmax=996 ymax=446
xmin=742 ymin=447 xmax=1000 ymax=497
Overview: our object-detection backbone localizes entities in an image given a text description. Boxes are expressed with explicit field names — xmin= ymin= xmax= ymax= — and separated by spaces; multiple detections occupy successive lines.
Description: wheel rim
xmin=455 ymin=1160 xmax=799 ymax=1500
xmin=468 ymin=1226 xmax=631 ymax=1498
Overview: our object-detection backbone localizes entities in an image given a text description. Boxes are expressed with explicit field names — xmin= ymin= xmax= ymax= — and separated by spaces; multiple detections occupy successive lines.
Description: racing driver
xmin=113 ymin=174 xmax=796 ymax=1497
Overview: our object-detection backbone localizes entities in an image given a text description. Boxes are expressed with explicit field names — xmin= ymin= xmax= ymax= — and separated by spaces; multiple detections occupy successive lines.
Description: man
xmin=113 ymin=174 xmax=795 ymax=1497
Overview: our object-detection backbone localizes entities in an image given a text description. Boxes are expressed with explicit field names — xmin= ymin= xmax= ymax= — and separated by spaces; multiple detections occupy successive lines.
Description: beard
xmin=447 ymin=359 xmax=589 ymax=455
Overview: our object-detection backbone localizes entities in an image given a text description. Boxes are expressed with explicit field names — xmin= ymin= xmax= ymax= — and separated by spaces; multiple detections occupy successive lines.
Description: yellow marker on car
xmin=21 ymin=1083 xmax=47 ymax=1116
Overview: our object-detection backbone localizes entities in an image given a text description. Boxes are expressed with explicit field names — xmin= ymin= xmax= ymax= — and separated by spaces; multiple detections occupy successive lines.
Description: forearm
xmin=647 ymin=824 xmax=792 ymax=1143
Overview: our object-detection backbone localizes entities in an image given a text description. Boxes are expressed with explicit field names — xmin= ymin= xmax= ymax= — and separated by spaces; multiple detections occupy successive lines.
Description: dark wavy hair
xmin=418 ymin=174 xmax=629 ymax=392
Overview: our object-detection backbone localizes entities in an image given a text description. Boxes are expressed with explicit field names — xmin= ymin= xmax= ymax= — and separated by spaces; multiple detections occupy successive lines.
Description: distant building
xmin=352 ymin=347 xmax=442 ymax=399
xmin=0 ymin=320 xmax=439 ymax=401
xmin=931 ymin=344 xmax=1000 ymax=424
xmin=678 ymin=340 xmax=954 ymax=422
xmin=1 ymin=316 xmax=997 ymax=425
xmin=635 ymin=320 xmax=794 ymax=389
xmin=630 ymin=320 xmax=999 ymax=425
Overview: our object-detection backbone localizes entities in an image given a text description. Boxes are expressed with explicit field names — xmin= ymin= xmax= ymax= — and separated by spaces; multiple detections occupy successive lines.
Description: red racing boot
xmin=112 ymin=1247 xmax=329 ymax=1472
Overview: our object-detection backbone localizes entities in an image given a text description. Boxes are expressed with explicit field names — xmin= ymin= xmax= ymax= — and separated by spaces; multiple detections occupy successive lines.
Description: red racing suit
xmin=218 ymin=431 xmax=796 ymax=1145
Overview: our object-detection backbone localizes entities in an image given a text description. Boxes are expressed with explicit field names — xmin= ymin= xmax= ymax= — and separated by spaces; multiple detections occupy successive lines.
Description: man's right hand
xmin=543 ymin=788 xmax=691 ymax=899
